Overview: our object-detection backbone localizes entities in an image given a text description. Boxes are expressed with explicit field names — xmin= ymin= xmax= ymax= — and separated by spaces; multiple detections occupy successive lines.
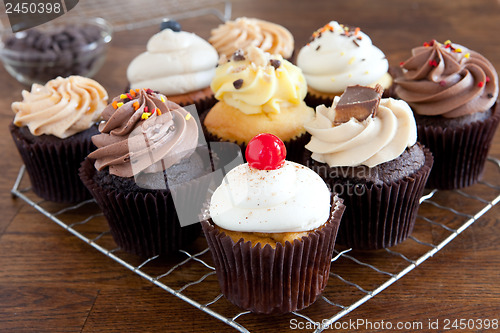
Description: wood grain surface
xmin=1 ymin=0 xmax=499 ymax=332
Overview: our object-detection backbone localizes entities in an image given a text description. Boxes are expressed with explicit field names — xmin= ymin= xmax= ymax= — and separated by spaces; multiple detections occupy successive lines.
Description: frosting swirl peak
xmin=209 ymin=17 xmax=294 ymax=59
xmin=305 ymin=95 xmax=417 ymax=168
xmin=89 ymin=89 xmax=199 ymax=177
xmin=395 ymin=40 xmax=499 ymax=118
xmin=12 ymin=76 xmax=108 ymax=138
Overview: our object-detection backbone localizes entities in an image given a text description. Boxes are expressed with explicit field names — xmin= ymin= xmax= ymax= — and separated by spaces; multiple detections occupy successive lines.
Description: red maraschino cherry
xmin=245 ymin=133 xmax=287 ymax=170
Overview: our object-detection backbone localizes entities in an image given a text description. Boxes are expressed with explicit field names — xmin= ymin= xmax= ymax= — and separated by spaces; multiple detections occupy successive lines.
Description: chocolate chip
xmin=232 ymin=49 xmax=245 ymax=61
xmin=233 ymin=79 xmax=244 ymax=89
xmin=270 ymin=59 xmax=281 ymax=69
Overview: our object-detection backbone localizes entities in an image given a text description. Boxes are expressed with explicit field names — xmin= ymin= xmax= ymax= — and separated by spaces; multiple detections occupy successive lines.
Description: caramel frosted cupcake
xmin=127 ymin=27 xmax=218 ymax=114
xmin=202 ymin=46 xmax=314 ymax=162
xmin=10 ymin=75 xmax=108 ymax=203
xmin=79 ymin=89 xmax=214 ymax=257
xmin=304 ymin=85 xmax=433 ymax=249
xmin=297 ymin=21 xmax=392 ymax=108
xmin=201 ymin=133 xmax=345 ymax=314
xmin=394 ymin=39 xmax=499 ymax=189
xmin=209 ymin=17 xmax=294 ymax=60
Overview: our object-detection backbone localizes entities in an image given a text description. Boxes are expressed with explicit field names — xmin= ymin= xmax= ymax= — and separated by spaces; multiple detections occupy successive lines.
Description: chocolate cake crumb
xmin=270 ymin=59 xmax=281 ymax=69
xmin=233 ymin=79 xmax=244 ymax=89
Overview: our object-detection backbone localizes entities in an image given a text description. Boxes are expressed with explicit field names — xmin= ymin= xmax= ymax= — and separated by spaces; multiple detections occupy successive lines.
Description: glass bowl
xmin=0 ymin=17 xmax=112 ymax=85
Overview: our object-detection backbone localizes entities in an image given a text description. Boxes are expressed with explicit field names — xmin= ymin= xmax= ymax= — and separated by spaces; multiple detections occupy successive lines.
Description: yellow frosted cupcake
xmin=203 ymin=46 xmax=314 ymax=161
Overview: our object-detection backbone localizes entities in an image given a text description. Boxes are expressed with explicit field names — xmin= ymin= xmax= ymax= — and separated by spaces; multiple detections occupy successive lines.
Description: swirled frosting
xmin=297 ymin=21 xmax=390 ymax=94
xmin=209 ymin=17 xmax=294 ymax=59
xmin=11 ymin=76 xmax=108 ymax=138
xmin=305 ymin=96 xmax=417 ymax=167
xmin=211 ymin=46 xmax=308 ymax=114
xmin=209 ymin=161 xmax=331 ymax=232
xmin=395 ymin=40 xmax=499 ymax=118
xmin=127 ymin=29 xmax=218 ymax=95
xmin=89 ymin=89 xmax=199 ymax=178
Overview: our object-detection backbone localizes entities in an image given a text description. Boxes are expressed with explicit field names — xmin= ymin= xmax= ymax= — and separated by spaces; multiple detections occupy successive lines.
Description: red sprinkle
xmin=126 ymin=93 xmax=133 ymax=100
xmin=399 ymin=61 xmax=405 ymax=67
xmin=478 ymin=82 xmax=485 ymax=88
xmin=144 ymin=106 xmax=149 ymax=113
xmin=486 ymin=76 xmax=491 ymax=83
xmin=145 ymin=88 xmax=154 ymax=95
xmin=429 ymin=60 xmax=438 ymax=67
xmin=439 ymin=80 xmax=447 ymax=87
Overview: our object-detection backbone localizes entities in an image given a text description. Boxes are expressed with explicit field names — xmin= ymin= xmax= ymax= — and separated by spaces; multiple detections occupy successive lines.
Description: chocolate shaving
xmin=233 ymin=79 xmax=244 ymax=89
xmin=270 ymin=59 xmax=281 ymax=69
xmin=353 ymin=40 xmax=360 ymax=47
xmin=334 ymin=84 xmax=384 ymax=124
xmin=232 ymin=49 xmax=245 ymax=61
xmin=316 ymin=45 xmax=321 ymax=51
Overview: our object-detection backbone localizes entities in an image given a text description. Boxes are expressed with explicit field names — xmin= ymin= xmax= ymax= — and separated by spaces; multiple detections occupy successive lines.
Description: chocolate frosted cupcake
xmin=304 ymin=85 xmax=433 ymax=250
xmin=297 ymin=21 xmax=393 ymax=108
xmin=202 ymin=133 xmax=345 ymax=314
xmin=209 ymin=17 xmax=294 ymax=60
xmin=79 ymin=89 xmax=213 ymax=257
xmin=127 ymin=26 xmax=218 ymax=114
xmin=394 ymin=39 xmax=499 ymax=189
xmin=10 ymin=75 xmax=108 ymax=203
xmin=202 ymin=46 xmax=314 ymax=162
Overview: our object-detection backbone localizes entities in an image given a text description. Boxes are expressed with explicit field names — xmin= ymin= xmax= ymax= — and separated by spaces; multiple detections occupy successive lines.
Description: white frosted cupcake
xmin=201 ymin=133 xmax=345 ymax=314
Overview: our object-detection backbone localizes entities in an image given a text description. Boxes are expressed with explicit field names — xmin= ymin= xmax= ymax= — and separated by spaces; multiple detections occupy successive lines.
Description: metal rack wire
xmin=10 ymin=158 xmax=500 ymax=332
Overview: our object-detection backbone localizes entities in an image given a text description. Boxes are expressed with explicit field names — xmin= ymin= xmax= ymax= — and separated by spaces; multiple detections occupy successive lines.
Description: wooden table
xmin=1 ymin=0 xmax=499 ymax=331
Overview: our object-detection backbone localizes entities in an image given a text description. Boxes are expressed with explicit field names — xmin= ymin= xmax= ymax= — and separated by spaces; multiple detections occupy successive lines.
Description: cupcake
xmin=201 ymin=133 xmax=345 ymax=314
xmin=297 ymin=21 xmax=392 ymax=108
xmin=394 ymin=39 xmax=499 ymax=189
xmin=209 ymin=17 xmax=294 ymax=60
xmin=127 ymin=24 xmax=218 ymax=114
xmin=304 ymin=85 xmax=433 ymax=249
xmin=79 ymin=88 xmax=214 ymax=257
xmin=202 ymin=46 xmax=314 ymax=162
xmin=10 ymin=75 xmax=108 ymax=203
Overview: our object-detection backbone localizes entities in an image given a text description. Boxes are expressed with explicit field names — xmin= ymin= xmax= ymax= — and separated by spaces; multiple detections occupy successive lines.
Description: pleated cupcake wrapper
xmin=324 ymin=148 xmax=433 ymax=250
xmin=79 ymin=158 xmax=207 ymax=258
xmin=417 ymin=104 xmax=500 ymax=190
xmin=9 ymin=123 xmax=94 ymax=204
xmin=199 ymin=110 xmax=310 ymax=164
xmin=201 ymin=195 xmax=345 ymax=314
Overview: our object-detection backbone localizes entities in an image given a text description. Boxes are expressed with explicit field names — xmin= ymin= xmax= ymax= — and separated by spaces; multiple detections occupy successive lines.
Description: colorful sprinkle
xmin=129 ymin=89 xmax=136 ymax=97
xmin=116 ymin=102 xmax=124 ymax=108
xmin=444 ymin=40 xmax=452 ymax=45
xmin=486 ymin=76 xmax=491 ymax=83
xmin=120 ymin=94 xmax=127 ymax=99
xmin=160 ymin=95 xmax=166 ymax=103
xmin=126 ymin=93 xmax=133 ymax=100
xmin=464 ymin=53 xmax=470 ymax=58
xmin=454 ymin=48 xmax=462 ymax=53
xmin=348 ymin=57 xmax=355 ymax=65
xmin=156 ymin=108 xmax=162 ymax=116
xmin=185 ymin=113 xmax=192 ymax=120
xmin=145 ymin=88 xmax=154 ymax=95
xmin=429 ymin=60 xmax=438 ymax=67
xmin=112 ymin=101 xmax=118 ymax=109
xmin=144 ymin=106 xmax=149 ymax=113
xmin=399 ymin=61 xmax=405 ymax=67
xmin=439 ymin=80 xmax=447 ymax=87
xmin=133 ymin=101 xmax=140 ymax=110
xmin=478 ymin=82 xmax=484 ymax=88
xmin=141 ymin=112 xmax=151 ymax=120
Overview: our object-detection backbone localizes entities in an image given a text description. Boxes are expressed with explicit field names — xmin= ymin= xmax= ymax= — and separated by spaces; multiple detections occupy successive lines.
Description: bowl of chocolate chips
xmin=0 ymin=17 xmax=112 ymax=85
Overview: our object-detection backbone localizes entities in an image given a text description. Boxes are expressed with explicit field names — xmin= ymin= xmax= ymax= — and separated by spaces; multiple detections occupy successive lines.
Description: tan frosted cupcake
xmin=201 ymin=133 xmax=345 ymax=314
xmin=297 ymin=21 xmax=392 ymax=108
xmin=202 ymin=46 xmax=314 ymax=162
xmin=10 ymin=75 xmax=108 ymax=203
xmin=209 ymin=17 xmax=294 ymax=60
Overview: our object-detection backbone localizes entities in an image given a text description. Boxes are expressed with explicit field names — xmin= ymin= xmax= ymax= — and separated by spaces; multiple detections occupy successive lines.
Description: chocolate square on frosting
xmin=334 ymin=84 xmax=384 ymax=124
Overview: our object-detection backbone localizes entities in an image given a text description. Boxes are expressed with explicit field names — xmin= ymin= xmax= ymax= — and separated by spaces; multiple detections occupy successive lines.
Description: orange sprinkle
xmin=129 ymin=89 xmax=136 ymax=97
xmin=133 ymin=101 xmax=140 ymax=110
xmin=156 ymin=108 xmax=162 ymax=116
xmin=112 ymin=100 xmax=118 ymax=109
xmin=354 ymin=27 xmax=360 ymax=35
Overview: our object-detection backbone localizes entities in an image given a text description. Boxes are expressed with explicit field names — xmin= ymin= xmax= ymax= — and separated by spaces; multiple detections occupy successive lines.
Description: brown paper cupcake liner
xmin=79 ymin=157 xmax=210 ymax=258
xmin=199 ymin=110 xmax=310 ymax=164
xmin=312 ymin=148 xmax=433 ymax=250
xmin=416 ymin=104 xmax=500 ymax=190
xmin=201 ymin=195 xmax=345 ymax=314
xmin=9 ymin=123 xmax=96 ymax=203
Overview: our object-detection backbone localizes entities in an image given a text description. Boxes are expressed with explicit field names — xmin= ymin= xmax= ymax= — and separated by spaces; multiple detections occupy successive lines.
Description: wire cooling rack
xmin=10 ymin=158 xmax=500 ymax=332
